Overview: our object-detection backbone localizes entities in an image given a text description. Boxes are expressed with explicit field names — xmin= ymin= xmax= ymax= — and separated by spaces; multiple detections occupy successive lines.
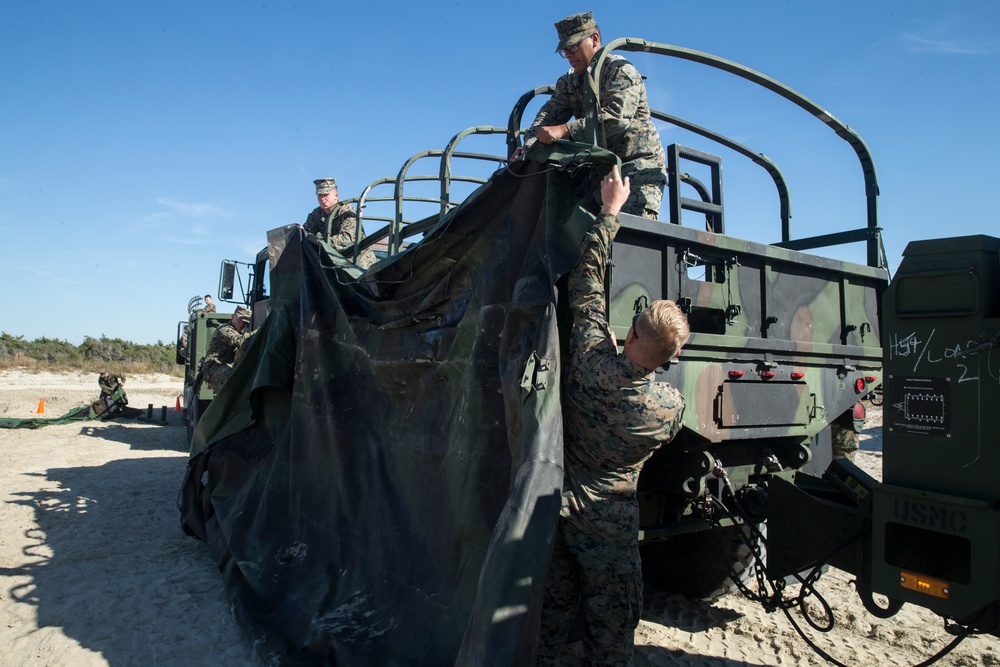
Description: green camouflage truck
xmin=176 ymin=260 xmax=265 ymax=441
xmin=202 ymin=41 xmax=887 ymax=601
xmin=176 ymin=296 xmax=230 ymax=441
xmin=180 ymin=40 xmax=1000 ymax=665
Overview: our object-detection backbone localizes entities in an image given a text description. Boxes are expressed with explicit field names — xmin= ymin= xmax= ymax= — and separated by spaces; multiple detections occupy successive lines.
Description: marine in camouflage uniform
xmin=536 ymin=167 xmax=687 ymax=666
xmin=523 ymin=12 xmax=667 ymax=219
xmin=98 ymin=371 xmax=123 ymax=397
xmin=94 ymin=371 xmax=126 ymax=415
xmin=198 ymin=294 xmax=217 ymax=313
xmin=303 ymin=178 xmax=377 ymax=269
xmin=201 ymin=306 xmax=253 ymax=392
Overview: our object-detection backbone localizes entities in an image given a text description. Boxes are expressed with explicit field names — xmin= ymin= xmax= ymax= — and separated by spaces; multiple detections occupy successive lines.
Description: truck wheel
xmin=639 ymin=524 xmax=758 ymax=602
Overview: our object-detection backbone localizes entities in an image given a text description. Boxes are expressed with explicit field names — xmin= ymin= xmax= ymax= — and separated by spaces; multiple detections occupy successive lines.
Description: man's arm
xmin=523 ymin=73 xmax=579 ymax=147
xmin=303 ymin=208 xmax=325 ymax=237
xmin=567 ymin=166 xmax=631 ymax=356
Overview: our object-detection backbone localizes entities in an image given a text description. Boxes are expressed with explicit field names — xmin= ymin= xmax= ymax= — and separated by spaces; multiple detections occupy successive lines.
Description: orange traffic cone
xmin=36 ymin=398 xmax=45 ymax=414
xmin=175 ymin=396 xmax=182 ymax=412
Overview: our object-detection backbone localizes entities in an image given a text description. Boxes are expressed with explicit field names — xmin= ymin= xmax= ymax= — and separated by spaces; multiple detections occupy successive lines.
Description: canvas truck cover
xmin=179 ymin=145 xmax=621 ymax=665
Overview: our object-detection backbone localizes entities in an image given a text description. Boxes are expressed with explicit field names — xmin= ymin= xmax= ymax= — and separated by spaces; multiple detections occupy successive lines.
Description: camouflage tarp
xmin=179 ymin=145 xmax=620 ymax=666
xmin=0 ymin=386 xmax=128 ymax=429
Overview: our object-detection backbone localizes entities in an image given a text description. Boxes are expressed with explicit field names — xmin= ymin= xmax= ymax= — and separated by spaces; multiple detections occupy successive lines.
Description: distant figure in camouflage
xmin=94 ymin=370 xmax=126 ymax=415
xmin=303 ymin=178 xmax=377 ymax=269
xmin=198 ymin=294 xmax=216 ymax=314
xmin=521 ymin=11 xmax=667 ymax=219
xmin=201 ymin=306 xmax=253 ymax=392
xmin=536 ymin=166 xmax=689 ymax=666
xmin=98 ymin=370 xmax=124 ymax=397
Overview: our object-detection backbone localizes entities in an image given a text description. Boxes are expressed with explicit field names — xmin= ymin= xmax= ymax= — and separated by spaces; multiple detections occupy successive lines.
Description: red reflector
xmin=760 ymin=371 xmax=776 ymax=379
xmin=728 ymin=371 xmax=744 ymax=379
xmin=855 ymin=378 xmax=866 ymax=392
xmin=790 ymin=372 xmax=804 ymax=380
xmin=853 ymin=402 xmax=866 ymax=420
xmin=865 ymin=375 xmax=878 ymax=383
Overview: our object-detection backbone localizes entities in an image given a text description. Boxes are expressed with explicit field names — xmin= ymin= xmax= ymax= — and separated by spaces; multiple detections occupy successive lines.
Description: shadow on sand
xmin=3 ymin=430 xmax=258 ymax=666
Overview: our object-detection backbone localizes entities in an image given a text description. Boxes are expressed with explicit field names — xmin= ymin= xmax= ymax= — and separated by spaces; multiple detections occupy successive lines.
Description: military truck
xmin=176 ymin=275 xmax=257 ymax=441
xmin=199 ymin=41 xmax=886 ymax=602
xmin=766 ymin=234 xmax=1000 ymax=640
xmin=180 ymin=38 xmax=1000 ymax=664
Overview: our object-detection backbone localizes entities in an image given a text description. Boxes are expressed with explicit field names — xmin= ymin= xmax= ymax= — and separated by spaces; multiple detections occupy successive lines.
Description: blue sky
xmin=2 ymin=1 xmax=998 ymax=345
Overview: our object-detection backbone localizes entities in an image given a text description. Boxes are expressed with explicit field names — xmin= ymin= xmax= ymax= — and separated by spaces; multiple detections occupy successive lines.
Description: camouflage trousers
xmin=203 ymin=363 xmax=235 ymax=392
xmin=536 ymin=521 xmax=642 ymax=667
xmin=830 ymin=409 xmax=861 ymax=461
xmin=621 ymin=179 xmax=663 ymax=220
xmin=831 ymin=420 xmax=860 ymax=462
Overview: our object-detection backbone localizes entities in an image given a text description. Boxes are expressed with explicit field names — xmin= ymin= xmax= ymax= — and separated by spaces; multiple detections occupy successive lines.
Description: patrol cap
xmin=554 ymin=11 xmax=597 ymax=52
xmin=235 ymin=305 xmax=252 ymax=323
xmin=314 ymin=178 xmax=337 ymax=195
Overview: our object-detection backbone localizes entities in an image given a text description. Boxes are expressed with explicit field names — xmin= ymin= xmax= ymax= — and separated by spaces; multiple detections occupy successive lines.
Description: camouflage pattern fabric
xmin=537 ymin=211 xmax=685 ymax=666
xmin=303 ymin=202 xmax=378 ymax=268
xmin=831 ymin=412 xmax=861 ymax=461
xmin=233 ymin=328 xmax=256 ymax=364
xmin=98 ymin=373 xmax=123 ymax=397
xmin=523 ymin=54 xmax=666 ymax=218
xmin=200 ymin=323 xmax=251 ymax=392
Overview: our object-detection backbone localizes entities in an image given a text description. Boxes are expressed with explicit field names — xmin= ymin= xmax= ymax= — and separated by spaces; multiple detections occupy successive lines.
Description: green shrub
xmin=0 ymin=332 xmax=182 ymax=376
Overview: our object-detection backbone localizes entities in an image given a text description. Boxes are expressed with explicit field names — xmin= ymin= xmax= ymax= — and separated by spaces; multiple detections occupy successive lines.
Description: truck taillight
xmin=900 ymin=571 xmax=950 ymax=599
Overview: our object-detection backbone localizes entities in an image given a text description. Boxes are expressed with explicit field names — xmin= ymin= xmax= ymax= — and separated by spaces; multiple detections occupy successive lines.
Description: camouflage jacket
xmin=303 ymin=203 xmax=377 ymax=269
xmin=562 ymin=211 xmax=685 ymax=543
xmin=98 ymin=374 xmax=123 ymax=396
xmin=524 ymin=54 xmax=666 ymax=186
xmin=201 ymin=323 xmax=251 ymax=373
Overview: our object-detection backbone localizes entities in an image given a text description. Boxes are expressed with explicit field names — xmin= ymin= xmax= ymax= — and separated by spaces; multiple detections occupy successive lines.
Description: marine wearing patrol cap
xmin=554 ymin=11 xmax=597 ymax=53
xmin=314 ymin=178 xmax=337 ymax=195
xmin=235 ymin=305 xmax=252 ymax=323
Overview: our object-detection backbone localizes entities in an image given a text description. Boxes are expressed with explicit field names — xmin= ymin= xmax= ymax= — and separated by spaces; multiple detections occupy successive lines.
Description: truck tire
xmin=639 ymin=524 xmax=758 ymax=602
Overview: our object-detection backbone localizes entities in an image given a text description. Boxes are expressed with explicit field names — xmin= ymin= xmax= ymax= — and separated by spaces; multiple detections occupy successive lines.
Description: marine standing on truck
xmin=522 ymin=11 xmax=667 ymax=219
xmin=303 ymin=178 xmax=377 ymax=268
xmin=535 ymin=166 xmax=689 ymax=666
xmin=201 ymin=306 xmax=253 ymax=392
xmin=199 ymin=294 xmax=216 ymax=313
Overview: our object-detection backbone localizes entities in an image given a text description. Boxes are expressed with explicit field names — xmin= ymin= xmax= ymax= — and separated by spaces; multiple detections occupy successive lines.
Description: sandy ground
xmin=0 ymin=371 xmax=993 ymax=666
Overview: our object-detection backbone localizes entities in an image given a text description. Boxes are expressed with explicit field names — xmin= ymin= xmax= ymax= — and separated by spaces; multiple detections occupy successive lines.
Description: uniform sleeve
xmin=523 ymin=73 xmax=582 ymax=145
xmin=568 ymin=212 xmax=619 ymax=357
xmin=234 ymin=330 xmax=255 ymax=363
xmin=303 ymin=208 xmax=324 ymax=237
xmin=203 ymin=326 xmax=238 ymax=366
